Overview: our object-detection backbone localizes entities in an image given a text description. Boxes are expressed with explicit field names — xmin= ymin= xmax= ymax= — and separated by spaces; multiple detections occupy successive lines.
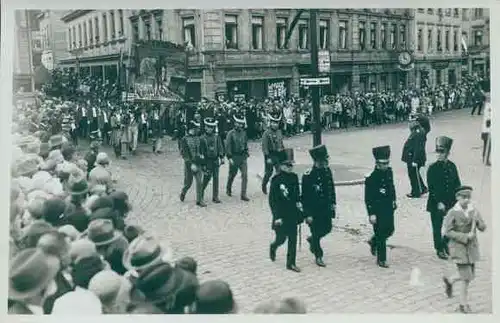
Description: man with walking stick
xmin=268 ymin=148 xmax=303 ymax=272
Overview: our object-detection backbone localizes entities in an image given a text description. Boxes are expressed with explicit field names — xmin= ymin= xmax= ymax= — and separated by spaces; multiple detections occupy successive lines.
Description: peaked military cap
xmin=204 ymin=117 xmax=217 ymax=127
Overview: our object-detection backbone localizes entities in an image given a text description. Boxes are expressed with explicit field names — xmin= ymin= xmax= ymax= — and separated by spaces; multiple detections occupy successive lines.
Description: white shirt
xmin=92 ymin=107 xmax=97 ymax=118
xmin=81 ymin=106 xmax=86 ymax=117
xmin=103 ymin=111 xmax=108 ymax=123
xmin=141 ymin=113 xmax=147 ymax=124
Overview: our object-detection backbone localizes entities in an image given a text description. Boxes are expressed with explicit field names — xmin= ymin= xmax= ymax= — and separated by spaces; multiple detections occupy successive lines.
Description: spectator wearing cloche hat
xmin=88 ymin=152 xmax=113 ymax=193
xmin=88 ymin=270 xmax=132 ymax=314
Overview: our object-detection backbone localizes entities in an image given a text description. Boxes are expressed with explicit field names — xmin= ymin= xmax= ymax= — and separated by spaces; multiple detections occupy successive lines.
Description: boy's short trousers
xmin=457 ymin=263 xmax=475 ymax=281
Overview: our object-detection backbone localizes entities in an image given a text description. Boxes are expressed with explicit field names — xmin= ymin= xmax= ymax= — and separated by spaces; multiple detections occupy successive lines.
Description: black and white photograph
xmin=4 ymin=3 xmax=493 ymax=316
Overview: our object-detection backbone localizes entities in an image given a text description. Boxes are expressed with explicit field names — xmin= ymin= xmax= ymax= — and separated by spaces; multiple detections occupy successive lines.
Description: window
xmin=427 ymin=28 xmax=432 ymax=50
xmin=298 ymin=19 xmax=308 ymax=49
xmin=462 ymin=9 xmax=468 ymax=20
xmin=474 ymin=29 xmax=483 ymax=46
xmin=225 ymin=15 xmax=238 ymax=49
xmin=462 ymin=31 xmax=468 ymax=49
xmin=445 ymin=30 xmax=450 ymax=51
xmin=445 ymin=9 xmax=451 ymax=16
xmin=390 ymin=24 xmax=396 ymax=49
xmin=319 ymin=20 xmax=329 ymax=49
xmin=68 ymin=27 xmax=72 ymax=49
xmin=251 ymin=16 xmax=264 ymax=50
xmin=182 ymin=17 xmax=195 ymax=47
xmin=78 ymin=24 xmax=82 ymax=47
xmin=418 ymin=8 xmax=425 ymax=13
xmin=276 ymin=18 xmax=287 ymax=49
xmin=94 ymin=17 xmax=99 ymax=43
xmin=417 ymin=29 xmax=423 ymax=51
xmin=454 ymin=9 xmax=459 ymax=17
xmin=338 ymin=20 xmax=347 ymax=49
xmin=144 ymin=17 xmax=151 ymax=40
xmin=83 ymin=22 xmax=87 ymax=47
xmin=427 ymin=8 xmax=434 ymax=15
xmin=132 ymin=21 xmax=139 ymax=42
xmin=72 ymin=26 xmax=77 ymax=48
xmin=474 ymin=8 xmax=483 ymax=18
xmin=399 ymin=25 xmax=406 ymax=48
xmin=359 ymin=21 xmax=366 ymax=50
xmin=118 ymin=10 xmax=124 ymax=36
xmin=380 ymin=23 xmax=386 ymax=49
xmin=155 ymin=14 xmax=163 ymax=40
xmin=437 ymin=29 xmax=442 ymax=51
xmin=370 ymin=22 xmax=376 ymax=49
xmin=89 ymin=19 xmax=93 ymax=45
xmin=110 ymin=10 xmax=115 ymax=39
xmin=102 ymin=13 xmax=108 ymax=42
xmin=453 ymin=30 xmax=458 ymax=51
xmin=438 ymin=9 xmax=443 ymax=16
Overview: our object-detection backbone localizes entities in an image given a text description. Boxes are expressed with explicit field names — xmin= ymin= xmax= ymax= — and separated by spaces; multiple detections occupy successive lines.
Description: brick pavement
xmin=105 ymin=109 xmax=491 ymax=313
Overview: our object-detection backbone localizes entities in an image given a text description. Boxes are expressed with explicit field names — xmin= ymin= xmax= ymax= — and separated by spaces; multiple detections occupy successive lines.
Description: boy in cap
xmin=442 ymin=186 xmax=486 ymax=313
xmin=301 ymin=144 xmax=336 ymax=267
xmin=268 ymin=148 xmax=303 ymax=272
xmin=261 ymin=112 xmax=285 ymax=194
xmin=225 ymin=113 xmax=250 ymax=202
xmin=426 ymin=136 xmax=461 ymax=260
xmin=200 ymin=117 xmax=225 ymax=204
xmin=179 ymin=120 xmax=206 ymax=207
xmin=364 ymin=145 xmax=397 ymax=268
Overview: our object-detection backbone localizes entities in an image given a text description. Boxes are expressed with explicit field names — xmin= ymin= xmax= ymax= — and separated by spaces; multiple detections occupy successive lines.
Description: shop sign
xmin=318 ymin=50 xmax=331 ymax=73
xmin=268 ymin=80 xmax=287 ymax=98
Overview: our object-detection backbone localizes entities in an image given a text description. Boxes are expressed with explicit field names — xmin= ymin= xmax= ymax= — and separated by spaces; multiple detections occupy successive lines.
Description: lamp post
xmin=309 ymin=9 xmax=322 ymax=147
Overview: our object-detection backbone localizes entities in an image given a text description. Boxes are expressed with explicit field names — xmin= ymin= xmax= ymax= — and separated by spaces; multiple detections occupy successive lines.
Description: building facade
xmin=37 ymin=10 xmax=71 ymax=70
xmin=13 ymin=10 xmax=40 ymax=92
xmin=127 ymin=9 xmax=414 ymax=100
xmin=461 ymin=8 xmax=490 ymax=78
xmin=59 ymin=10 xmax=133 ymax=83
xmin=412 ymin=8 xmax=468 ymax=88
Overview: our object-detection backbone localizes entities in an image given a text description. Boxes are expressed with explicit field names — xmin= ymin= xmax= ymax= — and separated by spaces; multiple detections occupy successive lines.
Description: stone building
xmin=461 ymin=8 xmax=490 ymax=78
xmin=412 ymin=8 xmax=466 ymax=88
xmin=13 ymin=10 xmax=41 ymax=92
xmin=37 ymin=10 xmax=71 ymax=71
xmin=59 ymin=10 xmax=132 ymax=83
xmin=126 ymin=9 xmax=414 ymax=100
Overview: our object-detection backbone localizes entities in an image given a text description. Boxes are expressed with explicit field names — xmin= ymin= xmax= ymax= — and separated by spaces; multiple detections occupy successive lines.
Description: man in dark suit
xmin=426 ymin=136 xmax=461 ymax=260
xmin=301 ymin=145 xmax=336 ymax=267
xmin=200 ymin=117 xmax=225 ymax=204
xmin=269 ymin=148 xmax=303 ymax=273
xmin=401 ymin=114 xmax=428 ymax=198
xmin=365 ymin=145 xmax=397 ymax=268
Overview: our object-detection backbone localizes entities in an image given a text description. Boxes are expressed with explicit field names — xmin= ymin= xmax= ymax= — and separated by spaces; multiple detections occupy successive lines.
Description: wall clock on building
xmin=398 ymin=51 xmax=412 ymax=66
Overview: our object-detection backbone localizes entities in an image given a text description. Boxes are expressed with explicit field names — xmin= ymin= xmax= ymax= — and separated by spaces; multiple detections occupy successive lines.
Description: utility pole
xmin=25 ymin=10 xmax=36 ymax=93
xmin=309 ymin=9 xmax=321 ymax=147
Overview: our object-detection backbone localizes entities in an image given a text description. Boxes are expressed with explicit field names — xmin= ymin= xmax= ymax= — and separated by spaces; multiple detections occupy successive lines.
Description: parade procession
xmin=8 ymin=8 xmax=492 ymax=315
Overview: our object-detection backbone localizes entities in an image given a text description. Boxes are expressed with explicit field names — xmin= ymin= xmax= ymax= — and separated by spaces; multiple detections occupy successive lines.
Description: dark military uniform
xmin=365 ymin=145 xmax=397 ymax=268
xmin=426 ymin=136 xmax=461 ymax=259
xmin=301 ymin=145 xmax=336 ymax=267
xmin=269 ymin=149 xmax=303 ymax=272
xmin=200 ymin=117 xmax=225 ymax=203
xmin=179 ymin=121 xmax=205 ymax=206
xmin=261 ymin=112 xmax=285 ymax=194
xmin=401 ymin=115 xmax=428 ymax=197
xmin=225 ymin=114 xmax=250 ymax=201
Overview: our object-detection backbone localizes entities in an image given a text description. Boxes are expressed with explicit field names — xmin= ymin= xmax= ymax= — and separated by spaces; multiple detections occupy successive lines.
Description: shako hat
xmin=309 ymin=144 xmax=329 ymax=161
xmin=372 ymin=145 xmax=391 ymax=162
xmin=435 ymin=136 xmax=453 ymax=152
xmin=276 ymin=149 xmax=294 ymax=165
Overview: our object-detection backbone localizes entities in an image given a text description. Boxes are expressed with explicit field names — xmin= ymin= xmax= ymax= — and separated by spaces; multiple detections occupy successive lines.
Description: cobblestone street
xmin=108 ymin=109 xmax=491 ymax=313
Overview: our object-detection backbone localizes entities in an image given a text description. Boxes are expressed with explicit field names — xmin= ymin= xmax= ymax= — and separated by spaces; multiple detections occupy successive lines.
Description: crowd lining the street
xmin=8 ymin=68 xmax=489 ymax=314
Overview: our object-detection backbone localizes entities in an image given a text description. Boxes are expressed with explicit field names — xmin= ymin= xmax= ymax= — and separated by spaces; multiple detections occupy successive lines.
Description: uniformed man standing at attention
xmin=401 ymin=114 xmax=428 ymax=198
xmin=225 ymin=113 xmax=250 ymax=202
xmin=426 ymin=136 xmax=461 ymax=260
xmin=179 ymin=120 xmax=206 ymax=207
xmin=261 ymin=112 xmax=285 ymax=194
xmin=365 ymin=145 xmax=397 ymax=268
xmin=301 ymin=145 xmax=336 ymax=267
xmin=268 ymin=148 xmax=303 ymax=272
xmin=200 ymin=117 xmax=225 ymax=204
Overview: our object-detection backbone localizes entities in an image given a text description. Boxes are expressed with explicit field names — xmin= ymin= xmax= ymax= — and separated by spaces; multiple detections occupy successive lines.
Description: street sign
xmin=318 ymin=50 xmax=331 ymax=73
xmin=300 ymin=77 xmax=330 ymax=86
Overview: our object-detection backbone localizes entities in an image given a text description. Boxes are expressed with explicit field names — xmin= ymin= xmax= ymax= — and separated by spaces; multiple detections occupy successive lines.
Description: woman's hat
xmin=8 ymin=248 xmax=61 ymax=301
xmin=52 ymin=288 xmax=103 ymax=314
xmin=70 ymin=179 xmax=89 ymax=196
xmin=122 ymin=235 xmax=172 ymax=271
xmin=85 ymin=219 xmax=120 ymax=247
xmin=95 ymin=152 xmax=110 ymax=166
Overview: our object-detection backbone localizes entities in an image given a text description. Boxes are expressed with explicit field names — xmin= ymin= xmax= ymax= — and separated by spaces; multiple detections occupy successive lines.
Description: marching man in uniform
xmin=261 ymin=111 xmax=285 ymax=194
xmin=364 ymin=145 xmax=397 ymax=268
xmin=401 ymin=114 xmax=428 ymax=198
xmin=426 ymin=136 xmax=461 ymax=260
xmin=301 ymin=144 xmax=336 ymax=267
xmin=179 ymin=120 xmax=206 ymax=207
xmin=225 ymin=113 xmax=250 ymax=202
xmin=200 ymin=117 xmax=225 ymax=204
xmin=269 ymin=148 xmax=303 ymax=273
